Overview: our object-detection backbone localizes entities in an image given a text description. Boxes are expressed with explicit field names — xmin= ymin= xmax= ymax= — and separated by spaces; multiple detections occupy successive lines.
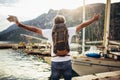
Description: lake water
xmin=0 ymin=49 xmax=51 ymax=80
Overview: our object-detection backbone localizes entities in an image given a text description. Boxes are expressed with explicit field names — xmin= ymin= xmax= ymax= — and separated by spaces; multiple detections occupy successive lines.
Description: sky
xmin=0 ymin=0 xmax=120 ymax=31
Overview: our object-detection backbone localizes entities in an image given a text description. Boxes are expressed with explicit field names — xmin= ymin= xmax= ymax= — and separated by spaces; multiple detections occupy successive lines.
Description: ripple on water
xmin=0 ymin=49 xmax=51 ymax=80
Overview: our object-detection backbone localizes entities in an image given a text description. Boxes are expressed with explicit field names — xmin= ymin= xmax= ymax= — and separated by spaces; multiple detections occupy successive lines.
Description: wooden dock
xmin=60 ymin=70 xmax=120 ymax=80
xmin=0 ymin=43 xmax=25 ymax=49
xmin=0 ymin=43 xmax=51 ymax=56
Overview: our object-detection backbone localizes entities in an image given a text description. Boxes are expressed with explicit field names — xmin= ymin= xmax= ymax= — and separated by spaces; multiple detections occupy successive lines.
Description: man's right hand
xmin=92 ymin=13 xmax=100 ymax=21
xmin=7 ymin=15 xmax=18 ymax=23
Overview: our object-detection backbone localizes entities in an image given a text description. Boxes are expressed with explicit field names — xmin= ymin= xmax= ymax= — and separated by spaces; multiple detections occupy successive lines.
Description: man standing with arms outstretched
xmin=7 ymin=14 xmax=100 ymax=80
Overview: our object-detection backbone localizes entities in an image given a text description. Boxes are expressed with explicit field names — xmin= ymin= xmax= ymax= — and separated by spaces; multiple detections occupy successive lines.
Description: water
xmin=0 ymin=49 xmax=51 ymax=80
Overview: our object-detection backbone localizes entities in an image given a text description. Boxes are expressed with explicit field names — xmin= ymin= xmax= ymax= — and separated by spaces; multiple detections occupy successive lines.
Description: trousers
xmin=51 ymin=60 xmax=72 ymax=80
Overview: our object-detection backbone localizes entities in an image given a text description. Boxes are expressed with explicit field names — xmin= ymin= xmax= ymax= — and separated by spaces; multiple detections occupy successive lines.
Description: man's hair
xmin=53 ymin=15 xmax=66 ymax=24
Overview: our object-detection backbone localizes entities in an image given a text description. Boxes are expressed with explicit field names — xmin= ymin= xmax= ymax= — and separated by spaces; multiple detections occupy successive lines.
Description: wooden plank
xmin=110 ymin=52 xmax=120 ymax=56
xmin=71 ymin=70 xmax=120 ymax=80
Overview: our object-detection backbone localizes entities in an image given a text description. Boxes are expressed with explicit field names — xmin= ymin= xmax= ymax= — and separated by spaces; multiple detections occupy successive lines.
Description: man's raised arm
xmin=76 ymin=14 xmax=100 ymax=32
xmin=7 ymin=15 xmax=43 ymax=36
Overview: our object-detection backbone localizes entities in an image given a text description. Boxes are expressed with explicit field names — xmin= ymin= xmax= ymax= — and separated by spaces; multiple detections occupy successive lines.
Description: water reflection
xmin=0 ymin=49 xmax=51 ymax=80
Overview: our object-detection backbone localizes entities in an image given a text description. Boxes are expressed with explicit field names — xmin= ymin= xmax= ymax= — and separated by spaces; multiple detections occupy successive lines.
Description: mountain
xmin=0 ymin=3 xmax=120 ymax=43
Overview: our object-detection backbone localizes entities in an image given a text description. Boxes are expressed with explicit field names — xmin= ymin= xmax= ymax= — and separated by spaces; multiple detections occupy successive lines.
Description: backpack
xmin=52 ymin=23 xmax=70 ymax=56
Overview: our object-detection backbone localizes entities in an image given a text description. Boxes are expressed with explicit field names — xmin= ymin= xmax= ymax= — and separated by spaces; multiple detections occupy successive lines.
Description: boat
xmin=20 ymin=34 xmax=51 ymax=56
xmin=24 ymin=43 xmax=51 ymax=56
xmin=72 ymin=0 xmax=120 ymax=76
xmin=72 ymin=55 xmax=120 ymax=75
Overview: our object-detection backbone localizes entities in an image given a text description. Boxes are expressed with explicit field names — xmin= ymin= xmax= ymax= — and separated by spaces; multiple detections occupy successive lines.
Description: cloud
xmin=0 ymin=0 xmax=19 ymax=6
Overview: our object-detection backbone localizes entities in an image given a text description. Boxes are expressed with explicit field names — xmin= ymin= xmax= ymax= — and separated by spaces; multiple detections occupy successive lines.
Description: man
xmin=7 ymin=14 xmax=100 ymax=80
